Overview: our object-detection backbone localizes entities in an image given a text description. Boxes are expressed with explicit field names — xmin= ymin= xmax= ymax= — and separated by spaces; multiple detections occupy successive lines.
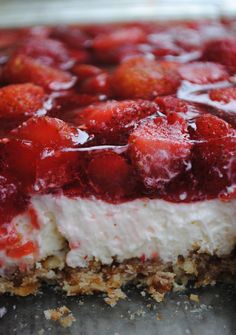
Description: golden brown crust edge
xmin=0 ymin=252 xmax=235 ymax=306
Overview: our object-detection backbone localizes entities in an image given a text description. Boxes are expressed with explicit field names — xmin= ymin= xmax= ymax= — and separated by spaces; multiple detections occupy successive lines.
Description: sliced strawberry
xmin=3 ymin=139 xmax=39 ymax=185
xmin=93 ymin=27 xmax=146 ymax=51
xmin=15 ymin=37 xmax=73 ymax=69
xmin=192 ymin=114 xmax=236 ymax=196
xmin=111 ymin=57 xmax=180 ymax=99
xmin=35 ymin=150 xmax=79 ymax=191
xmin=75 ymin=100 xmax=159 ymax=143
xmin=179 ymin=62 xmax=229 ymax=84
xmin=155 ymin=96 xmax=205 ymax=119
xmin=5 ymin=117 xmax=88 ymax=190
xmin=79 ymin=73 xmax=111 ymax=96
xmin=50 ymin=26 xmax=89 ymax=49
xmin=3 ymin=54 xmax=75 ymax=91
xmin=10 ymin=116 xmax=85 ymax=148
xmin=50 ymin=91 xmax=102 ymax=120
xmin=87 ymin=152 xmax=132 ymax=198
xmin=92 ymin=27 xmax=146 ymax=63
xmin=0 ymin=83 xmax=45 ymax=118
xmin=72 ymin=64 xmax=103 ymax=80
xmin=209 ymin=86 xmax=236 ymax=103
xmin=0 ymin=29 xmax=23 ymax=49
xmin=129 ymin=114 xmax=192 ymax=189
xmin=194 ymin=113 xmax=234 ymax=139
xmin=202 ymin=38 xmax=236 ymax=74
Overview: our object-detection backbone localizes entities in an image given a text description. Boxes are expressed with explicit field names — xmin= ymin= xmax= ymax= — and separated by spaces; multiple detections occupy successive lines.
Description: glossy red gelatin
xmin=0 ymin=19 xmax=236 ymax=238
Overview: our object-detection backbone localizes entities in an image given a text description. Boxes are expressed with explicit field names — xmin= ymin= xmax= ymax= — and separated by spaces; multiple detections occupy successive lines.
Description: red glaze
xmin=0 ymin=20 xmax=236 ymax=258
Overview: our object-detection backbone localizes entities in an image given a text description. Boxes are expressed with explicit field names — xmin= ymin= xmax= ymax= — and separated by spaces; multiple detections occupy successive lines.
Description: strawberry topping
xmin=0 ymin=21 xmax=236 ymax=260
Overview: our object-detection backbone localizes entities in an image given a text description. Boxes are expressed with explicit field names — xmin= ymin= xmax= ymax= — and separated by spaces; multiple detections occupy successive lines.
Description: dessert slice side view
xmin=0 ymin=19 xmax=235 ymax=304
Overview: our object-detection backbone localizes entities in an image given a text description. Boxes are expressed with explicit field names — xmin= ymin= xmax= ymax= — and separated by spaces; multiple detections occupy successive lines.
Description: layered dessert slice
xmin=0 ymin=19 xmax=236 ymax=304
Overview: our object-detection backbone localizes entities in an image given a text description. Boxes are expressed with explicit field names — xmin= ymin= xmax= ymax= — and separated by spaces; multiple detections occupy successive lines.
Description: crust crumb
xmin=44 ymin=306 xmax=75 ymax=328
xmin=189 ymin=294 xmax=200 ymax=303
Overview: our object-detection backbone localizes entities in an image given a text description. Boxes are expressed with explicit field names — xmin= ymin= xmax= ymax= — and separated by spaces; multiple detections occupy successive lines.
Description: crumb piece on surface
xmin=104 ymin=288 xmax=126 ymax=307
xmin=0 ymin=307 xmax=7 ymax=318
xmin=44 ymin=306 xmax=75 ymax=328
xmin=140 ymin=290 xmax=146 ymax=297
xmin=156 ymin=312 xmax=162 ymax=320
xmin=189 ymin=294 xmax=200 ymax=303
xmin=128 ymin=308 xmax=146 ymax=320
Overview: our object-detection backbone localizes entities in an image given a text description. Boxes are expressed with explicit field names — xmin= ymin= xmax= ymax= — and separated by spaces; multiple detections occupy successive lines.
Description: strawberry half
xmin=75 ymin=99 xmax=159 ymax=143
xmin=129 ymin=114 xmax=192 ymax=190
xmin=3 ymin=54 xmax=75 ymax=91
xmin=0 ymin=83 xmax=45 ymax=118
xmin=111 ymin=57 xmax=180 ymax=99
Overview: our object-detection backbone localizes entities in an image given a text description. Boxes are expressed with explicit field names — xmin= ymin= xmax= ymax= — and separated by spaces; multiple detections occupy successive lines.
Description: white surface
xmin=0 ymin=0 xmax=225 ymax=27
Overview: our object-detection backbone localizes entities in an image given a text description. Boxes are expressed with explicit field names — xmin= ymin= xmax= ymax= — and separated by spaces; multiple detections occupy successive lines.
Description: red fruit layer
xmin=0 ymin=19 xmax=236 ymax=234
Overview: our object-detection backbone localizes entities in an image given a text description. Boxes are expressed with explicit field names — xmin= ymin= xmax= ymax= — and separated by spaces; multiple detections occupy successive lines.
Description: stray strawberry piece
xmin=16 ymin=37 xmax=73 ymax=69
xmin=0 ymin=83 xmax=45 ymax=118
xmin=88 ymin=152 xmax=132 ymax=197
xmin=111 ymin=57 xmax=180 ymax=99
xmin=3 ymin=54 xmax=75 ymax=91
xmin=202 ymin=38 xmax=236 ymax=73
xmin=179 ymin=62 xmax=229 ymax=84
xmin=79 ymin=73 xmax=111 ymax=96
xmin=209 ymin=86 xmax=236 ymax=103
xmin=10 ymin=116 xmax=85 ymax=148
xmin=28 ymin=206 xmax=40 ymax=229
xmin=6 ymin=241 xmax=36 ymax=259
xmin=76 ymin=100 xmax=159 ymax=142
xmin=129 ymin=115 xmax=191 ymax=189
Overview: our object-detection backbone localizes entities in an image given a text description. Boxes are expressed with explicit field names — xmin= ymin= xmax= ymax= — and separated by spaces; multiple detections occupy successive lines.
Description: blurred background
xmin=0 ymin=0 xmax=235 ymax=27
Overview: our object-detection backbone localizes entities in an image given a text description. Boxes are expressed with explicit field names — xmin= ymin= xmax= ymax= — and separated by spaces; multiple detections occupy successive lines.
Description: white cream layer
xmin=2 ymin=195 xmax=236 ymax=269
xmin=32 ymin=195 xmax=236 ymax=268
